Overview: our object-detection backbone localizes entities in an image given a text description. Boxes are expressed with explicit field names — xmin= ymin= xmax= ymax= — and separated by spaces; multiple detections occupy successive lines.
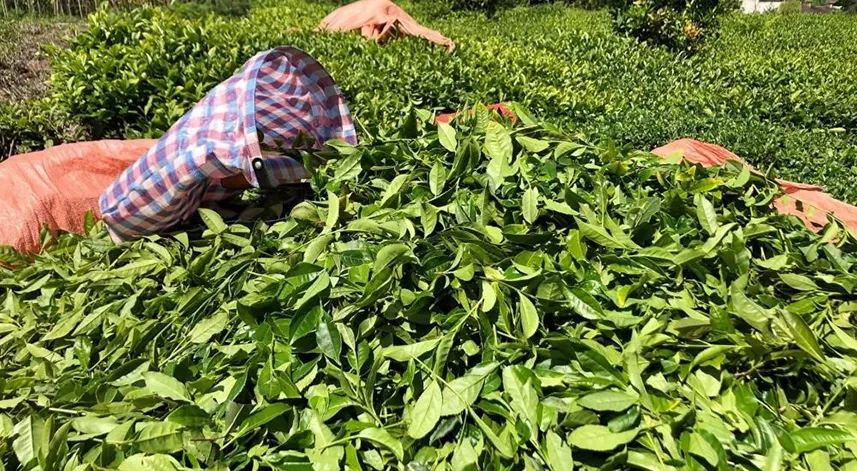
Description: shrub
xmin=609 ymin=0 xmax=733 ymax=52
xmin=836 ymin=0 xmax=857 ymax=12
xmin=779 ymin=0 xmax=803 ymax=13
xmin=170 ymin=0 xmax=253 ymax=17
xmin=0 ymin=100 xmax=87 ymax=158
xmin=439 ymin=0 xmax=521 ymax=14
xmin=432 ymin=0 xmax=611 ymax=13
xmin=44 ymin=5 xmax=266 ymax=139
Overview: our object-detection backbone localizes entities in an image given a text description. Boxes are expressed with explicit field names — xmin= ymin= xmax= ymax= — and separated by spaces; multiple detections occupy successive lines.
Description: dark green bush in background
xmin=609 ymin=0 xmax=736 ymax=52
xmin=43 ymin=5 xmax=266 ymax=138
xmin=834 ymin=0 xmax=855 ymax=11
xmin=170 ymin=0 xmax=252 ymax=17
xmin=0 ymin=101 xmax=87 ymax=157
xmin=779 ymin=0 xmax=803 ymax=14
xmin=434 ymin=0 xmax=611 ymax=13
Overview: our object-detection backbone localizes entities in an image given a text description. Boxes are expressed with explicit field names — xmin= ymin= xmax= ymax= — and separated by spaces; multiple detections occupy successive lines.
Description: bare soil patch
xmin=0 ymin=19 xmax=76 ymax=102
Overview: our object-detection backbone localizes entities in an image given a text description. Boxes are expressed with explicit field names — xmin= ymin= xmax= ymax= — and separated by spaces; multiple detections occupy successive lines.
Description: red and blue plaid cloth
xmin=100 ymin=46 xmax=357 ymax=242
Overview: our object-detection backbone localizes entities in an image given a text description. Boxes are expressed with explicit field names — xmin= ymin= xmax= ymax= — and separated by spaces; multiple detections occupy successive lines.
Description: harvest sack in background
xmin=0 ymin=140 xmax=157 ymax=254
xmin=652 ymin=139 xmax=857 ymax=233
xmin=318 ymin=0 xmax=455 ymax=51
xmin=100 ymin=46 xmax=357 ymax=242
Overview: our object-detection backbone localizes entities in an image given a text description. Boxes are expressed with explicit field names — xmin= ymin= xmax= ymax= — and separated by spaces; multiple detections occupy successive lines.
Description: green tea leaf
xmin=187 ymin=310 xmax=228 ymax=344
xmin=829 ymin=322 xmax=857 ymax=352
xmin=544 ymin=431 xmax=574 ymax=471
xmin=198 ymin=208 xmax=227 ymax=234
xmin=485 ymin=121 xmax=512 ymax=191
xmin=481 ymin=280 xmax=496 ymax=312
xmin=485 ymin=120 xmax=512 ymax=162
xmin=516 ymin=135 xmax=549 ymax=153
xmin=374 ymin=243 xmax=410 ymax=274
xmin=324 ymin=190 xmax=340 ymax=233
xmin=576 ymin=390 xmax=639 ymax=412
xmin=695 ymin=194 xmax=718 ymax=235
xmin=12 ymin=417 xmax=43 ymax=467
xmin=470 ymin=411 xmax=515 ymax=458
xmin=779 ymin=273 xmax=819 ymax=291
xmin=167 ymin=405 xmax=210 ymax=427
xmin=805 ymin=449 xmax=834 ymax=471
xmin=782 ymin=310 xmax=824 ymax=360
xmin=135 ymin=421 xmax=183 ymax=453
xmin=237 ymin=403 xmax=289 ymax=435
xmin=143 ymin=372 xmax=191 ymax=402
xmin=430 ymin=161 xmax=448 ymax=196
xmin=383 ymin=338 xmax=442 ymax=362
xmin=781 ymin=427 xmax=855 ymax=454
xmin=522 ymin=187 xmax=539 ymax=224
xmin=438 ymin=122 xmax=458 ymax=152
xmin=407 ymin=380 xmax=442 ymax=439
xmin=730 ymin=282 xmax=771 ymax=333
xmin=576 ymin=218 xmax=625 ymax=249
xmin=689 ymin=345 xmax=734 ymax=370
xmin=317 ymin=314 xmax=342 ymax=360
xmin=358 ymin=427 xmax=404 ymax=462
xmin=567 ymin=425 xmax=637 ymax=451
xmin=442 ymin=371 xmax=489 ymax=416
xmin=519 ymin=293 xmax=539 ymax=339
xmin=70 ymin=415 xmax=119 ymax=435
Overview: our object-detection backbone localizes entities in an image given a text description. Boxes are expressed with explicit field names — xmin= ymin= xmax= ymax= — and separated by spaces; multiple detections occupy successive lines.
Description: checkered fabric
xmin=99 ymin=46 xmax=357 ymax=242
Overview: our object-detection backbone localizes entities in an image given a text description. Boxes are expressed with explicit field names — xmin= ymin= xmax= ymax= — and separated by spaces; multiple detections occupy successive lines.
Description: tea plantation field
xmin=28 ymin=0 xmax=857 ymax=201
xmin=3 ymin=2 xmax=857 ymax=470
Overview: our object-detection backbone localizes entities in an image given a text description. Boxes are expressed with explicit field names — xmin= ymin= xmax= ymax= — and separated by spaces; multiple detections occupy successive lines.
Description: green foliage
xmin=170 ymin=0 xmax=253 ymax=18
xmin=44 ymin=5 xmax=267 ymax=138
xmin=609 ymin=0 xmax=734 ymax=52
xmin=433 ymin=0 xmax=611 ymax=13
xmin=424 ymin=0 xmax=523 ymax=15
xmin=4 ymin=110 xmax=857 ymax=469
xmin=41 ymin=3 xmax=857 ymax=203
xmin=0 ymin=100 xmax=87 ymax=158
xmin=836 ymin=0 xmax=857 ymax=12
xmin=0 ymin=0 xmax=170 ymax=18
xmin=779 ymin=0 xmax=803 ymax=14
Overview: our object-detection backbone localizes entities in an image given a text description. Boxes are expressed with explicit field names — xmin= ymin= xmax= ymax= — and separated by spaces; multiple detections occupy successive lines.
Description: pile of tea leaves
xmin=2 ymin=107 xmax=857 ymax=471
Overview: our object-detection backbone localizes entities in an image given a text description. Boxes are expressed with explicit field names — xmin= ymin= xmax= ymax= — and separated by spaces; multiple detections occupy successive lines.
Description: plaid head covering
xmin=100 ymin=46 xmax=357 ymax=242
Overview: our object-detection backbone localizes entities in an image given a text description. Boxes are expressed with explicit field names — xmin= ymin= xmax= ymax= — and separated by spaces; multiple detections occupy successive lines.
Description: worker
xmin=99 ymin=46 xmax=357 ymax=242
xmin=0 ymin=46 xmax=356 ymax=254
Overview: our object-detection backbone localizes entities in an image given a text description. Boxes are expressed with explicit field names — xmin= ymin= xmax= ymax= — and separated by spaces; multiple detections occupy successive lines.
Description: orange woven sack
xmin=652 ymin=139 xmax=857 ymax=234
xmin=318 ymin=0 xmax=455 ymax=51
xmin=0 ymin=139 xmax=156 ymax=253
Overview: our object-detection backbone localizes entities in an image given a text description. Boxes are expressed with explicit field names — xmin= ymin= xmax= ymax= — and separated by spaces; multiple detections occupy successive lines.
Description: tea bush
xmin=170 ymin=0 xmax=253 ymax=18
xmin=779 ymin=0 xmax=803 ymax=14
xmin=0 ymin=100 xmax=87 ymax=158
xmin=836 ymin=0 xmax=857 ymax=12
xmin=609 ymin=0 xmax=734 ymax=52
xmin=41 ymin=2 xmax=857 ymax=202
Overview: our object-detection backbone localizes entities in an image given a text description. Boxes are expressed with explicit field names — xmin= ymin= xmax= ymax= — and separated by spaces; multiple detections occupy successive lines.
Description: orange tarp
xmin=318 ymin=0 xmax=455 ymax=51
xmin=652 ymin=139 xmax=857 ymax=233
xmin=0 ymin=139 xmax=156 ymax=253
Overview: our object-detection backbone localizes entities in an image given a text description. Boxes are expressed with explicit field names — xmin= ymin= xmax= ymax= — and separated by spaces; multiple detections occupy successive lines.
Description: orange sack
xmin=0 ymin=139 xmax=156 ymax=253
xmin=317 ymin=0 xmax=455 ymax=51
xmin=652 ymin=139 xmax=857 ymax=234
